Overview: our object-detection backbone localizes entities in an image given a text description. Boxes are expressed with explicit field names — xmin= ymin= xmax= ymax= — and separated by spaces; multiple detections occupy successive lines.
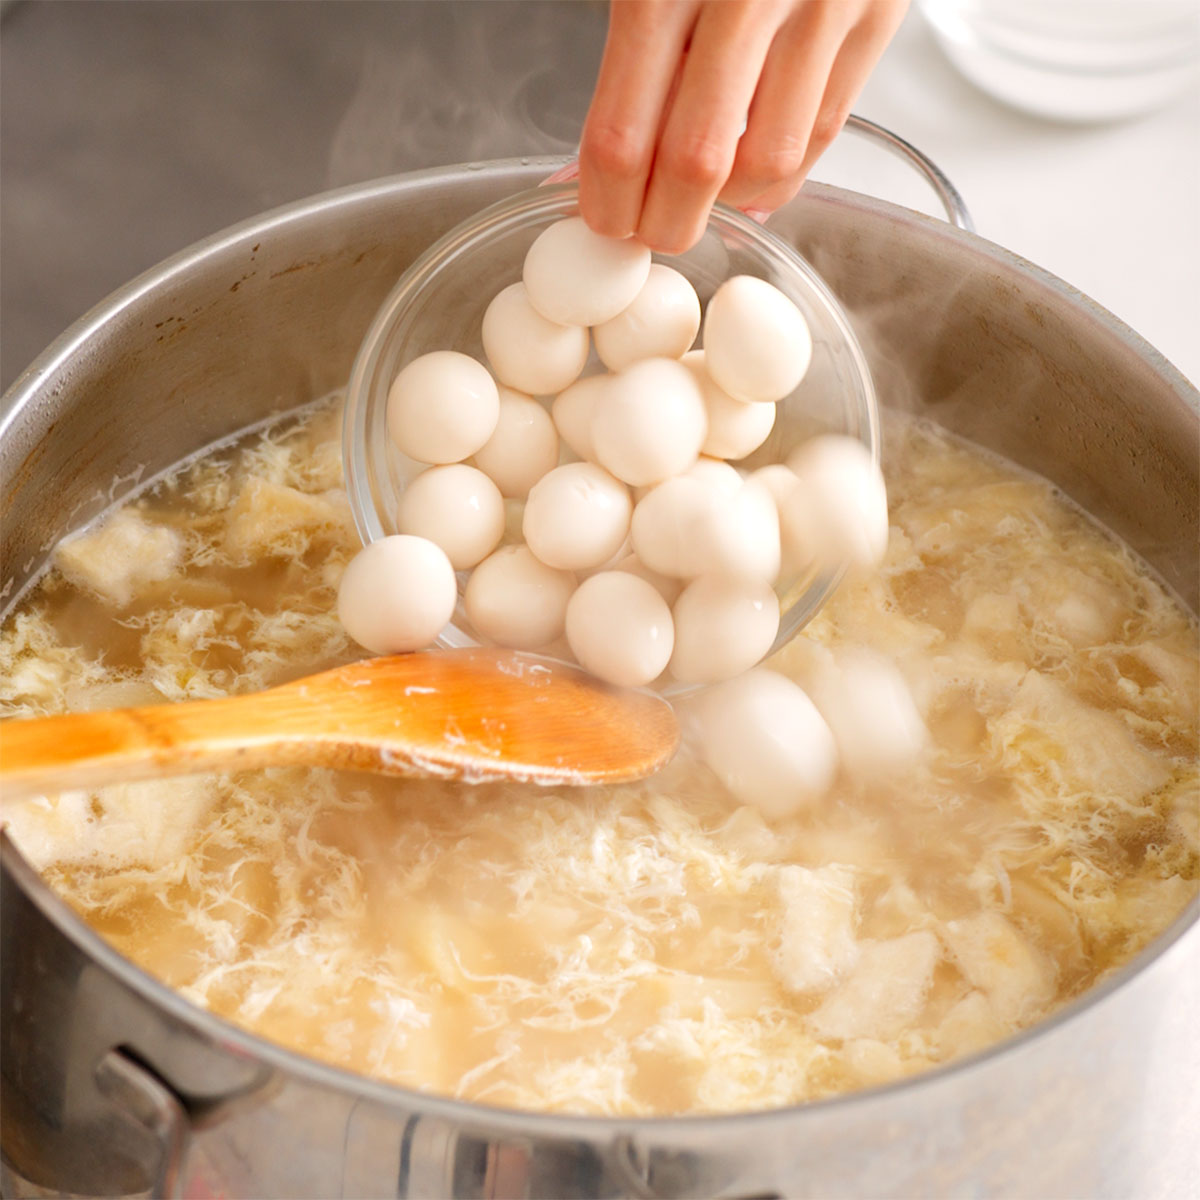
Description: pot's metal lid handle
xmin=94 ymin=1049 xmax=190 ymax=1200
xmin=843 ymin=113 xmax=975 ymax=232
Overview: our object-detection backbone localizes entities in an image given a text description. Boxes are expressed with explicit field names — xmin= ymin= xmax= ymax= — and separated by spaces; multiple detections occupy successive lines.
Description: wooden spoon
xmin=0 ymin=648 xmax=679 ymax=801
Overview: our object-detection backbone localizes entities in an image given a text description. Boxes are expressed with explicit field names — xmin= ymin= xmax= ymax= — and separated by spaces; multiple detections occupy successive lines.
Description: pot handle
xmin=541 ymin=114 xmax=974 ymax=234
xmin=94 ymin=1048 xmax=190 ymax=1199
xmin=842 ymin=114 xmax=975 ymax=232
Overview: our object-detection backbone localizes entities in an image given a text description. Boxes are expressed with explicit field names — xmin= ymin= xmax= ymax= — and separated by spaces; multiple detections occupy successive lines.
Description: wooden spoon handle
xmin=0 ymin=689 xmax=327 ymax=799
xmin=0 ymin=649 xmax=680 ymax=800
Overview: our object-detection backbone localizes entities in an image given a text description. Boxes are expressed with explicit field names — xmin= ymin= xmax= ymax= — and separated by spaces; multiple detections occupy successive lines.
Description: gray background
xmin=3 ymin=1 xmax=1196 ymax=388
xmin=1 ymin=0 xmax=607 ymax=391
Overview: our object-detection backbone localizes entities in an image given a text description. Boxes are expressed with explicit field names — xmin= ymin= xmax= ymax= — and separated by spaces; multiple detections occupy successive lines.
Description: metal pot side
xmin=1 ymin=160 xmax=1197 ymax=1200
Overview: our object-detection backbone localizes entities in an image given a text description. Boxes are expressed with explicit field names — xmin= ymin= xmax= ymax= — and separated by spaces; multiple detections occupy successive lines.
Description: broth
xmin=1 ymin=397 xmax=1196 ymax=1115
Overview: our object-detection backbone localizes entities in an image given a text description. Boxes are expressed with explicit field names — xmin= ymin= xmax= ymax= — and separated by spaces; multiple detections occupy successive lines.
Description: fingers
xmin=578 ymin=1 xmax=701 ymax=240
xmin=635 ymin=1 xmax=788 ymax=253
xmin=717 ymin=4 xmax=850 ymax=212
xmin=723 ymin=1 xmax=910 ymax=216
xmin=773 ymin=0 xmax=912 ymax=209
xmin=579 ymin=1 xmax=909 ymax=253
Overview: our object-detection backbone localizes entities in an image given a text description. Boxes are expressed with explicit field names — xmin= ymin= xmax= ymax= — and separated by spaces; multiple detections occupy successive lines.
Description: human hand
xmin=577 ymin=0 xmax=909 ymax=254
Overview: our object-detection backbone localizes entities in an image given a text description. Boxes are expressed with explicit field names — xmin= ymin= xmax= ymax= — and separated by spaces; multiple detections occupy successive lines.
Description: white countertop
xmin=811 ymin=10 xmax=1199 ymax=387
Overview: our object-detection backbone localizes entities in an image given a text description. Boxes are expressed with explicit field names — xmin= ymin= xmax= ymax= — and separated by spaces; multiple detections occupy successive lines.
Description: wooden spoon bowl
xmin=0 ymin=648 xmax=679 ymax=802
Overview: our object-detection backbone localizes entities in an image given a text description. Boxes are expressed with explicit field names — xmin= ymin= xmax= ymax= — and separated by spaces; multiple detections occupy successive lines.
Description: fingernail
xmin=540 ymin=160 xmax=580 ymax=186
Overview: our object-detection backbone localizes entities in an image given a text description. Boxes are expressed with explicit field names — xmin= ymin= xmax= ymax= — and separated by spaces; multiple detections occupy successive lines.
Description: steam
xmin=764 ymin=197 xmax=988 ymax=428
xmin=326 ymin=2 xmax=606 ymax=188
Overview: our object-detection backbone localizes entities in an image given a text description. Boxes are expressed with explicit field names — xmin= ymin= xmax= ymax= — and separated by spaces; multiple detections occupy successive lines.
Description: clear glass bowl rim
xmin=342 ymin=182 xmax=880 ymax=676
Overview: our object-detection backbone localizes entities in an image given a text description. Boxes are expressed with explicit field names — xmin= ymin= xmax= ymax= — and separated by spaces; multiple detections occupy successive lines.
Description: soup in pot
xmin=1 ymin=396 xmax=1196 ymax=1115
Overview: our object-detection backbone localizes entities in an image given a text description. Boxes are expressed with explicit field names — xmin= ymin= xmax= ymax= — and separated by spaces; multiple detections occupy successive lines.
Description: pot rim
xmin=2 ymin=158 xmax=1197 ymax=1131
xmin=4 ymin=157 xmax=1195 ymax=427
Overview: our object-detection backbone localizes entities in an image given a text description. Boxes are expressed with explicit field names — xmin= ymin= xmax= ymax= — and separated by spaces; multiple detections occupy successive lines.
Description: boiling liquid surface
xmin=2 ymin=398 xmax=1196 ymax=1115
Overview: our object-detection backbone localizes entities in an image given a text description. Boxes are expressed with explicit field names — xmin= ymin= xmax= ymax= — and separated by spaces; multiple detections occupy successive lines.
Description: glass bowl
xmin=343 ymin=183 xmax=879 ymax=678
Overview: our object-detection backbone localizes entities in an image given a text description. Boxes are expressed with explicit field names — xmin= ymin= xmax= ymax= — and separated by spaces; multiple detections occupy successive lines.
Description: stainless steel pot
xmin=1 ymin=151 xmax=1197 ymax=1200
